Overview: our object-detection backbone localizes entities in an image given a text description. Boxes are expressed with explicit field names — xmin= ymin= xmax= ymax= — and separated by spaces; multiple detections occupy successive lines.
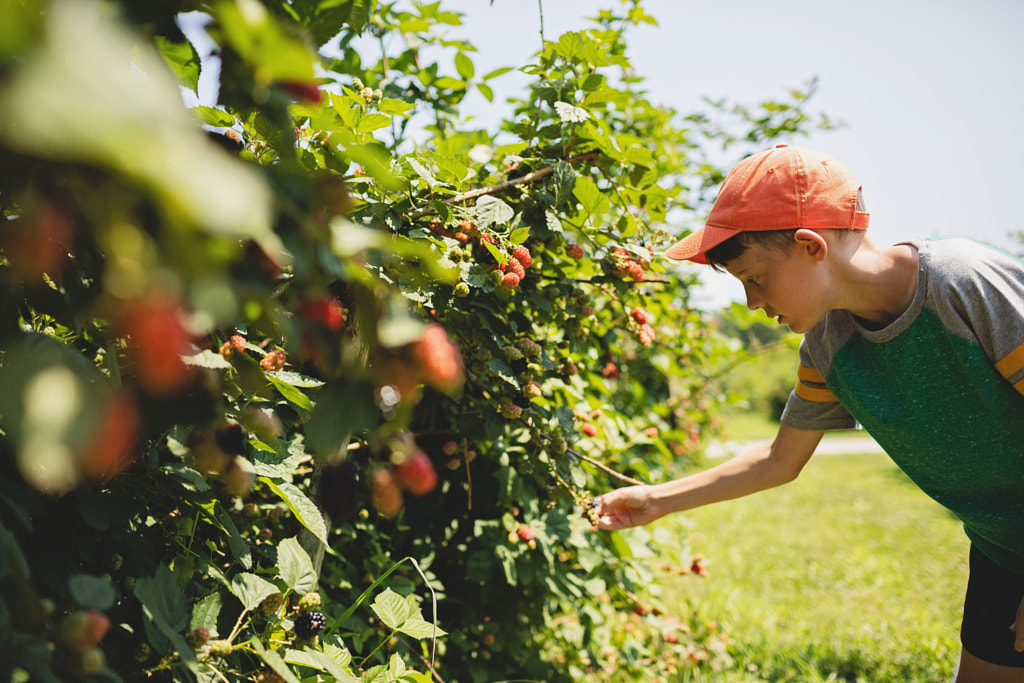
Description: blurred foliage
xmin=0 ymin=0 xmax=831 ymax=680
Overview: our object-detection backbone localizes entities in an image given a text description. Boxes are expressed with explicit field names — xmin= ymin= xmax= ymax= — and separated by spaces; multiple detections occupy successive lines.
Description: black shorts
xmin=960 ymin=545 xmax=1024 ymax=667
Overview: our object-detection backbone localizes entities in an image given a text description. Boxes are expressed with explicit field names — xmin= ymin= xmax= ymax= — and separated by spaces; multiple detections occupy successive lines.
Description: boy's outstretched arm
xmin=593 ymin=424 xmax=825 ymax=531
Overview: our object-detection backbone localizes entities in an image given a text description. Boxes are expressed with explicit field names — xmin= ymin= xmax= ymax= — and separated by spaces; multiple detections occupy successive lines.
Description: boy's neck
xmin=836 ymin=237 xmax=919 ymax=330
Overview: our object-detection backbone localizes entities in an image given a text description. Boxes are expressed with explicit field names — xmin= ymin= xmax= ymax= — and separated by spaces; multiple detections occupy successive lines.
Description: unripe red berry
xmin=499 ymin=403 xmax=523 ymax=419
xmin=580 ymin=423 xmax=598 ymax=437
xmin=396 ymin=449 xmax=438 ymax=495
xmin=299 ymin=297 xmax=345 ymax=331
xmin=523 ymin=381 xmax=542 ymax=399
xmin=499 ymin=272 xmax=521 ymax=290
xmin=261 ymin=349 xmax=286 ymax=372
xmin=511 ymin=245 xmax=532 ymax=269
xmin=277 ymin=80 xmax=322 ymax=104
xmin=185 ymin=627 xmax=211 ymax=649
xmin=508 ymin=257 xmax=525 ymax=279
xmin=371 ymin=469 xmax=403 ymax=517
xmin=414 ymin=323 xmax=463 ymax=392
xmin=59 ymin=609 xmax=110 ymax=652
xmin=630 ymin=307 xmax=649 ymax=325
xmin=566 ymin=244 xmax=584 ymax=260
xmin=626 ymin=261 xmax=646 ymax=281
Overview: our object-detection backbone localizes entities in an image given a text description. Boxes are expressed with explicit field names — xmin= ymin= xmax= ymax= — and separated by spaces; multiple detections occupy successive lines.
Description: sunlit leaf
xmin=260 ymin=478 xmax=328 ymax=546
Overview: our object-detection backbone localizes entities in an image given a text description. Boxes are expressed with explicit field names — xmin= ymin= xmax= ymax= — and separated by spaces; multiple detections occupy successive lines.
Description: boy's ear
xmin=793 ymin=229 xmax=828 ymax=261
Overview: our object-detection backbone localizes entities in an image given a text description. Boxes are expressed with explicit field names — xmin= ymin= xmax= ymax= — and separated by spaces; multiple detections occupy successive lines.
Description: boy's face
xmin=723 ymin=241 xmax=831 ymax=334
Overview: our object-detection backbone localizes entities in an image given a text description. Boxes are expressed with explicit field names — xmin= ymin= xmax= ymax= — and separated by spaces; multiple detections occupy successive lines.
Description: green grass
xmin=654 ymin=452 xmax=969 ymax=682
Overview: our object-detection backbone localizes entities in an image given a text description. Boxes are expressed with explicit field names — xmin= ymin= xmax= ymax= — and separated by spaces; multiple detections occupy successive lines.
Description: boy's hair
xmin=703 ymin=188 xmax=867 ymax=271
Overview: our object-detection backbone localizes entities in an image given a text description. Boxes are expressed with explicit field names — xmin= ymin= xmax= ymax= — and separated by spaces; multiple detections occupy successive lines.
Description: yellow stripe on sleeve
xmin=794 ymin=382 xmax=839 ymax=402
xmin=797 ymin=364 xmax=825 ymax=384
xmin=994 ymin=341 xmax=1024 ymax=381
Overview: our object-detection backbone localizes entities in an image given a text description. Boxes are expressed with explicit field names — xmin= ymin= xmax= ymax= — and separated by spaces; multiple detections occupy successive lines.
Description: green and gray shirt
xmin=782 ymin=237 xmax=1024 ymax=573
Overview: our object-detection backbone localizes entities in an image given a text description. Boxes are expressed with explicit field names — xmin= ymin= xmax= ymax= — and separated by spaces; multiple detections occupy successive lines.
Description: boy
xmin=592 ymin=145 xmax=1024 ymax=682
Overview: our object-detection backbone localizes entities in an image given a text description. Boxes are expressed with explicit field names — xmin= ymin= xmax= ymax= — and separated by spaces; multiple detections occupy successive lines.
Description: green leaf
xmin=398 ymin=616 xmax=446 ymax=639
xmin=545 ymin=209 xmax=563 ymax=233
xmin=267 ymin=375 xmax=314 ymax=410
xmin=230 ymin=572 xmax=278 ymax=612
xmin=433 ymin=76 xmax=465 ymax=90
xmin=284 ymin=648 xmax=359 ymax=682
xmin=487 ymin=359 xmax=519 ymax=387
xmin=190 ymin=592 xmax=222 ymax=632
xmin=68 ymin=574 xmax=115 ymax=610
xmin=407 ymin=157 xmax=438 ymax=187
xmin=356 ymin=112 xmax=392 ymax=133
xmin=454 ymin=51 xmax=475 ymax=79
xmin=572 ymin=176 xmax=609 ymax=215
xmin=369 ymin=588 xmax=413 ymax=630
xmin=370 ymin=591 xmax=447 ymax=640
xmin=483 ymin=66 xmax=514 ymax=80
xmin=379 ymin=98 xmax=415 ymax=116
xmin=260 ymin=478 xmax=328 ymax=546
xmin=277 ymin=537 xmax=317 ymax=595
xmin=134 ymin=566 xmax=199 ymax=675
xmin=250 ymin=637 xmax=302 ymax=683
xmin=509 ymin=226 xmax=530 ymax=244
xmin=154 ymin=35 xmax=201 ymax=93
xmin=270 ymin=370 xmax=325 ymax=388
xmin=181 ymin=348 xmax=232 ymax=369
xmin=134 ymin=565 xmax=188 ymax=632
xmin=474 ymin=195 xmax=514 ymax=228
xmin=552 ymin=160 xmax=576 ymax=203
xmin=477 ymin=82 xmax=494 ymax=102
xmin=210 ymin=502 xmax=252 ymax=569
xmin=622 ymin=146 xmax=654 ymax=166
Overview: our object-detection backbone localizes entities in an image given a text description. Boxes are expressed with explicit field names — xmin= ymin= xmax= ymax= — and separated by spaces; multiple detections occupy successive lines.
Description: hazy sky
xmin=438 ymin=0 xmax=1024 ymax=307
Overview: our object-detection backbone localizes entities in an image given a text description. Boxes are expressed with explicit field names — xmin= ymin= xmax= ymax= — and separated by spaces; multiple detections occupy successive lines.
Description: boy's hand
xmin=591 ymin=485 xmax=662 ymax=530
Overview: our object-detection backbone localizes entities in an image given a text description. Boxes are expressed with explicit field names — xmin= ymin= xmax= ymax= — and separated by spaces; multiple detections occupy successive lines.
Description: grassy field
xmin=653 ymin=451 xmax=970 ymax=682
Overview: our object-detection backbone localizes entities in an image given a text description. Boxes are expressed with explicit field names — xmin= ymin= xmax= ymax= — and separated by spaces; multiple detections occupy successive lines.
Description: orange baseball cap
xmin=665 ymin=145 xmax=869 ymax=263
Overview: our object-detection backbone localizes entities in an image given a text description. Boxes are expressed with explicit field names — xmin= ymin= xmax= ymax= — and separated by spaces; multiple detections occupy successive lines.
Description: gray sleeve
xmin=779 ymin=337 xmax=858 ymax=431
xmin=926 ymin=240 xmax=1024 ymax=389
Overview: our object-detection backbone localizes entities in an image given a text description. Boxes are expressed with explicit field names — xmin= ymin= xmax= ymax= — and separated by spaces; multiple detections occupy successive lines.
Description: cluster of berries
xmin=120 ymin=291 xmax=195 ymax=395
xmin=219 ymin=334 xmax=248 ymax=358
xmin=370 ymin=323 xmax=464 ymax=404
xmin=479 ymin=234 xmax=533 ymax=291
xmin=56 ymin=609 xmax=111 ymax=676
xmin=430 ymin=218 xmax=479 ymax=245
xmin=371 ymin=447 xmax=439 ymax=516
xmin=608 ymin=247 xmax=650 ymax=282
xmin=514 ymin=524 xmax=537 ymax=550
xmin=630 ymin=307 xmax=657 ymax=347
xmin=260 ymin=349 xmax=286 ymax=372
xmin=351 ymin=78 xmax=382 ymax=104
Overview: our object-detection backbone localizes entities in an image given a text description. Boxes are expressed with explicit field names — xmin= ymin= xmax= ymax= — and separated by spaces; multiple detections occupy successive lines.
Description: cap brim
xmin=664 ymin=225 xmax=740 ymax=263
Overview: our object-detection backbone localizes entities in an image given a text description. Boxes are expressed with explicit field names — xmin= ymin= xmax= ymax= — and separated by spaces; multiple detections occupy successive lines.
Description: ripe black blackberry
xmin=293 ymin=611 xmax=327 ymax=639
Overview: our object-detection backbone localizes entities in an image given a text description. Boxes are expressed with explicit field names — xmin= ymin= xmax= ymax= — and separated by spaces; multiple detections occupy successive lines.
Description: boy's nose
xmin=742 ymin=283 xmax=764 ymax=311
